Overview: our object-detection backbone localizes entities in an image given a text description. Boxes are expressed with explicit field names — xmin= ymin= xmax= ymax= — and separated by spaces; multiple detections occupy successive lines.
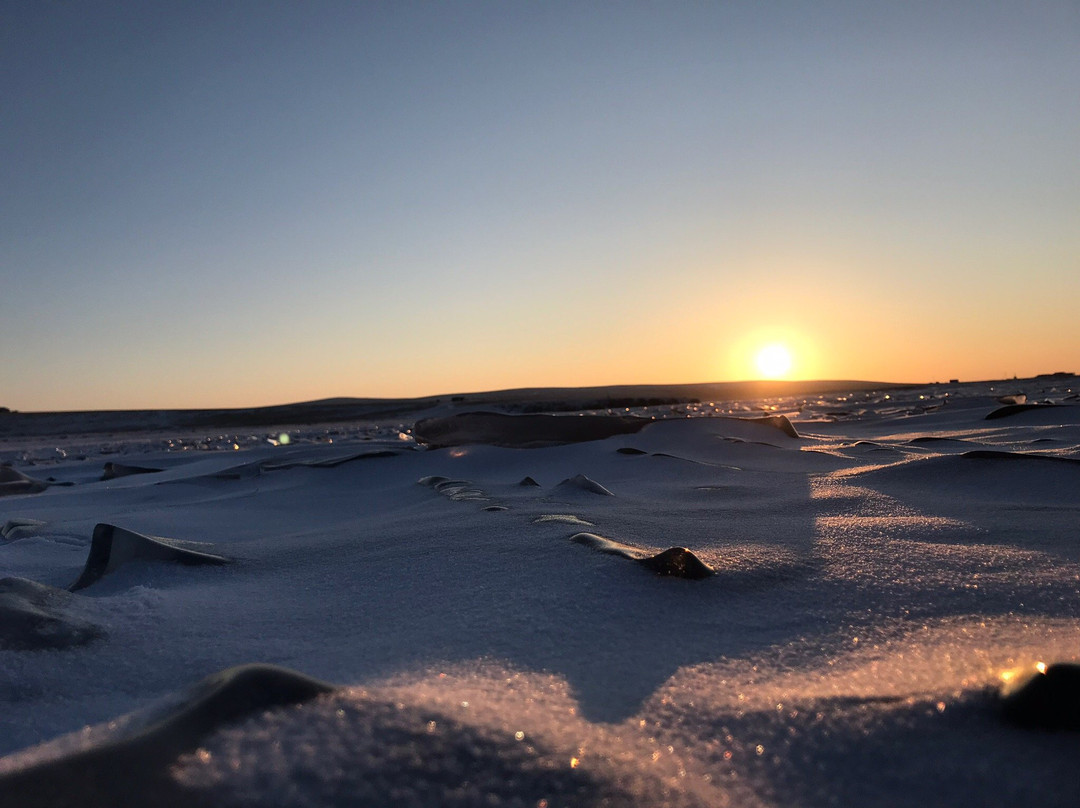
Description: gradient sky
xmin=3 ymin=1 xmax=1078 ymax=411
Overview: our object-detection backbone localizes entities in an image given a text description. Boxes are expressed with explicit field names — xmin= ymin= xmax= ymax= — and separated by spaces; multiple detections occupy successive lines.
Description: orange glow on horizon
xmin=721 ymin=325 xmax=816 ymax=382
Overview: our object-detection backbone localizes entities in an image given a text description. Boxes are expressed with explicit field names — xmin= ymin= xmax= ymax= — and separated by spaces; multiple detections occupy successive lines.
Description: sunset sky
xmin=3 ymin=1 xmax=1078 ymax=411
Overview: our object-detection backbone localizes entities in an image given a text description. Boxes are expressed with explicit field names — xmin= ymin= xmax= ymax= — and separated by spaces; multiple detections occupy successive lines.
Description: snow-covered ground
xmin=2 ymin=378 xmax=1079 ymax=806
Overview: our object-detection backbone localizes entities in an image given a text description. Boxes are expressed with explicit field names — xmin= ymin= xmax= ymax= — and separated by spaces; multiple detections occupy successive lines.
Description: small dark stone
xmin=638 ymin=547 xmax=713 ymax=580
xmin=616 ymin=447 xmax=648 ymax=455
xmin=1000 ymin=662 xmax=1080 ymax=730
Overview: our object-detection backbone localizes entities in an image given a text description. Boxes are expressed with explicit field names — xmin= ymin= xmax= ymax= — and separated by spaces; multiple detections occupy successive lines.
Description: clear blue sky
xmin=3 ymin=1 xmax=1078 ymax=410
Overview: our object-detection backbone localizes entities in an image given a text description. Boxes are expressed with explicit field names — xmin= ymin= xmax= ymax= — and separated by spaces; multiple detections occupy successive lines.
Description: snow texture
xmin=2 ymin=379 xmax=1080 ymax=806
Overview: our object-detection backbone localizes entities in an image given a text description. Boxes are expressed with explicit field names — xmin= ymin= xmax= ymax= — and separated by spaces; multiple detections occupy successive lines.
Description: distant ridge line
xmin=0 ymin=379 xmax=919 ymax=439
xmin=7 ymin=379 xmax=914 ymax=418
xmin=4 ymin=375 xmax=1073 ymax=439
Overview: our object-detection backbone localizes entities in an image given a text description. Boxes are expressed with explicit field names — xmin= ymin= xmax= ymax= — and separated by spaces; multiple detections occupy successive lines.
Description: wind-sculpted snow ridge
xmin=0 ymin=465 xmax=64 ymax=497
xmin=0 ymin=577 xmax=104 ymax=650
xmin=0 ymin=664 xmax=334 ymax=807
xmin=836 ymin=450 xmax=1080 ymax=506
xmin=258 ymin=448 xmax=403 ymax=471
xmin=412 ymin=411 xmax=802 ymax=450
xmin=985 ymin=402 xmax=1063 ymax=420
xmin=717 ymin=413 xmax=801 ymax=438
xmin=8 ymin=651 xmax=1080 ymax=808
xmin=418 ymin=475 xmax=493 ymax=503
xmin=0 ymin=663 xmax=718 ymax=808
xmin=555 ymin=473 xmax=616 ymax=496
xmin=69 ymin=524 xmax=230 ymax=592
xmin=1 ymin=517 xmax=47 ymax=540
xmin=960 ymin=449 xmax=1080 ymax=465
xmin=533 ymin=514 xmax=595 ymax=526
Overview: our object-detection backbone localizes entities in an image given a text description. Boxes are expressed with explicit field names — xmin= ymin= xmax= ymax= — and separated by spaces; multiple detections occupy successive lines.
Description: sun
xmin=755 ymin=344 xmax=793 ymax=379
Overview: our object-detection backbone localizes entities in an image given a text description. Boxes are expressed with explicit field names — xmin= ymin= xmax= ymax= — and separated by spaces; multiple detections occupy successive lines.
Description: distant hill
xmin=0 ymin=379 xmax=917 ymax=439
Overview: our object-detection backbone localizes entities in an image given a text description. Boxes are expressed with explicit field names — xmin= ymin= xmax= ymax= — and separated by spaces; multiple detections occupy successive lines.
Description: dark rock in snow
xmin=638 ymin=547 xmax=714 ymax=580
xmin=1000 ymin=662 xmax=1080 ymax=730
xmin=570 ymin=533 xmax=713 ymax=579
